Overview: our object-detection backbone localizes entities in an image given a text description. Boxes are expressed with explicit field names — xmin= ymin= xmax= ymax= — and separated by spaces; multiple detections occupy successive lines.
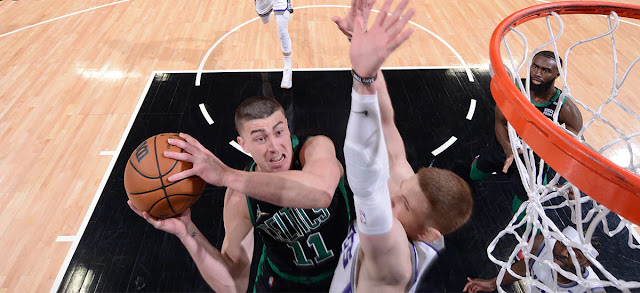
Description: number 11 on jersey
xmin=287 ymin=232 xmax=335 ymax=266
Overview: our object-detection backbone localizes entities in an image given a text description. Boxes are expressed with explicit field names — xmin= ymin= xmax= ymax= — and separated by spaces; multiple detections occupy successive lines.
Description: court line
xmin=50 ymin=59 xmax=482 ymax=290
xmin=55 ymin=236 xmax=76 ymax=242
xmin=163 ymin=67 xmax=480 ymax=156
xmin=466 ymin=99 xmax=477 ymax=120
xmin=161 ymin=65 xmax=483 ymax=74
xmin=196 ymin=4 xmax=475 ymax=86
xmin=0 ymin=0 xmax=131 ymax=39
xmin=192 ymin=6 xmax=478 ymax=155
xmin=99 ymin=151 xmax=116 ymax=156
xmin=432 ymin=136 xmax=458 ymax=156
xmin=199 ymin=103 xmax=214 ymax=125
xmin=50 ymin=72 xmax=156 ymax=293
xmin=229 ymin=141 xmax=252 ymax=158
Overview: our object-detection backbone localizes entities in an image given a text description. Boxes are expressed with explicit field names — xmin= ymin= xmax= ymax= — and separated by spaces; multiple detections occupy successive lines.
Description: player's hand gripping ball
xmin=124 ymin=133 xmax=206 ymax=218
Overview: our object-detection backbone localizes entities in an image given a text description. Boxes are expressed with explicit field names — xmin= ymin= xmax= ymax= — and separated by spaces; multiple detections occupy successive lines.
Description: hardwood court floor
xmin=0 ymin=0 xmax=639 ymax=292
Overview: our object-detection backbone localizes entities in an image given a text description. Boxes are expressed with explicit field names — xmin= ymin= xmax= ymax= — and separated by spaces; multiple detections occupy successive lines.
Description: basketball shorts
xmin=254 ymin=0 xmax=290 ymax=17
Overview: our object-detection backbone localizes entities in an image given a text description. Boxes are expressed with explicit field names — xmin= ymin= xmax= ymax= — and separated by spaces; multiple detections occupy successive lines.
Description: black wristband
xmin=351 ymin=69 xmax=377 ymax=84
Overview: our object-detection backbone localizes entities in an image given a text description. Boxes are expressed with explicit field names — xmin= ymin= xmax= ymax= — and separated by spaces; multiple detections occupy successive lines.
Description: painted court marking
xmin=466 ymin=99 xmax=477 ymax=120
xmin=196 ymin=4 xmax=475 ymax=86
xmin=199 ymin=103 xmax=215 ymax=125
xmin=162 ymin=67 xmax=480 ymax=157
xmin=229 ymin=141 xmax=252 ymax=158
xmin=99 ymin=151 xmax=116 ymax=156
xmin=55 ymin=236 xmax=76 ymax=242
xmin=431 ymin=136 xmax=458 ymax=156
xmin=51 ymin=72 xmax=156 ymax=293
xmin=0 ymin=0 xmax=131 ymax=39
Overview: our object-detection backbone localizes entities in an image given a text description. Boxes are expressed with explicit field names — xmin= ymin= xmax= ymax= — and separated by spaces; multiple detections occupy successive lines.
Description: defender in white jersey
xmin=464 ymin=226 xmax=604 ymax=293
xmin=330 ymin=0 xmax=473 ymax=292
xmin=331 ymin=222 xmax=445 ymax=293
xmin=254 ymin=0 xmax=294 ymax=88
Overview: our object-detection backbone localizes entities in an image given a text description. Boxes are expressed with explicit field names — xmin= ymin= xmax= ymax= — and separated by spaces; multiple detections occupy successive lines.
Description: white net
xmin=487 ymin=7 xmax=640 ymax=293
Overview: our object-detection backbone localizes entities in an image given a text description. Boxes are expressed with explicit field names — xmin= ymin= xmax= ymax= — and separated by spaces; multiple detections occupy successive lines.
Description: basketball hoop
xmin=488 ymin=2 xmax=640 ymax=292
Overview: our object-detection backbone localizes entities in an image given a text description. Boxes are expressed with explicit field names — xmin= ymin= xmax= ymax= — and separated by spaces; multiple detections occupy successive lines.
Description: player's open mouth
xmin=532 ymin=79 xmax=543 ymax=85
xmin=270 ymin=154 xmax=285 ymax=164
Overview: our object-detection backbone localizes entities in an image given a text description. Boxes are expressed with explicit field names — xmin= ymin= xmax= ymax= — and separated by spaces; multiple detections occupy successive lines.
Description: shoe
xmin=281 ymin=68 xmax=292 ymax=89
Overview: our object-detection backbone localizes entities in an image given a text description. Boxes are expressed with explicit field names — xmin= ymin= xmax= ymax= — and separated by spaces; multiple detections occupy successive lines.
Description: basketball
xmin=124 ymin=133 xmax=206 ymax=218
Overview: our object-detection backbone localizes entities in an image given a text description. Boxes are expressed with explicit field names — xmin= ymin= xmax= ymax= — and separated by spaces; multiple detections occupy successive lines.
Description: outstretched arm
xmin=375 ymin=71 xmax=415 ymax=177
xmin=222 ymin=135 xmax=342 ymax=208
xmin=463 ymin=257 xmax=526 ymax=292
xmin=331 ymin=0 xmax=375 ymax=40
xmin=164 ymin=133 xmax=342 ymax=209
xmin=343 ymin=0 xmax=416 ymax=290
xmin=464 ymin=235 xmax=544 ymax=292
xmin=127 ymin=192 xmax=254 ymax=293
xmin=334 ymin=0 xmax=412 ymax=176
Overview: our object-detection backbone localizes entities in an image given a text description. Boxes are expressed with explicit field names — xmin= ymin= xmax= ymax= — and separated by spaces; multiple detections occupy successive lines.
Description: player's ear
xmin=237 ymin=136 xmax=248 ymax=152
xmin=417 ymin=226 xmax=442 ymax=243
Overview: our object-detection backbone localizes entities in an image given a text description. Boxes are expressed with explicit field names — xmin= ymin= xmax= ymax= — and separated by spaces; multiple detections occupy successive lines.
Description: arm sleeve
xmin=344 ymin=88 xmax=393 ymax=235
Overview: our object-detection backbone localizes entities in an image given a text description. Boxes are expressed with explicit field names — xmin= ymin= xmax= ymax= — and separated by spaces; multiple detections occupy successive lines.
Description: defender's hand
xmin=332 ymin=0 xmax=375 ymax=40
xmin=349 ymin=0 xmax=415 ymax=78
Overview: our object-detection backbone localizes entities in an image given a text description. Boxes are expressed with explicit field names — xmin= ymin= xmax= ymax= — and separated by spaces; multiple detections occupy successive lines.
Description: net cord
xmin=488 ymin=9 xmax=640 ymax=292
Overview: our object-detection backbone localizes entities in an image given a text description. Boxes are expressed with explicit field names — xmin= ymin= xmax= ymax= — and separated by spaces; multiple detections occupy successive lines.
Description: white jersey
xmin=529 ymin=238 xmax=604 ymax=293
xmin=254 ymin=0 xmax=290 ymax=16
xmin=329 ymin=222 xmax=442 ymax=293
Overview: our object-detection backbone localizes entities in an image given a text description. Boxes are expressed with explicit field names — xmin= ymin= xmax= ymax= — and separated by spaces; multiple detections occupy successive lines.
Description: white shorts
xmin=254 ymin=0 xmax=290 ymax=16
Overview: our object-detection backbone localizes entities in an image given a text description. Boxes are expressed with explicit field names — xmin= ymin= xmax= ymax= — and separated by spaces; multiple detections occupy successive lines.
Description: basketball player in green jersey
xmin=128 ymin=97 xmax=351 ymax=292
xmin=471 ymin=51 xmax=583 ymax=181
xmin=470 ymin=51 xmax=583 ymax=218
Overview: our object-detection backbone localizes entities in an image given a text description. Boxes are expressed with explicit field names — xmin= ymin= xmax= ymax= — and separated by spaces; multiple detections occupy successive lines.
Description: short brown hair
xmin=234 ymin=96 xmax=285 ymax=134
xmin=417 ymin=167 xmax=472 ymax=235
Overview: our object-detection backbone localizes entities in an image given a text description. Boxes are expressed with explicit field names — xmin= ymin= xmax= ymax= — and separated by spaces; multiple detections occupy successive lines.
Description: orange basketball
xmin=124 ymin=133 xmax=206 ymax=218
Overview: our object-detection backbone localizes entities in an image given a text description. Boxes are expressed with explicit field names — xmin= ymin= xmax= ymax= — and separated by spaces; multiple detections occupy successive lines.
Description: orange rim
xmin=489 ymin=1 xmax=640 ymax=225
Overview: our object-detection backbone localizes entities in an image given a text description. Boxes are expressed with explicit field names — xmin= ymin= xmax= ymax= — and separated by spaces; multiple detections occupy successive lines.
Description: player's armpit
xmin=357 ymin=220 xmax=413 ymax=290
xmin=375 ymin=72 xmax=413 ymax=175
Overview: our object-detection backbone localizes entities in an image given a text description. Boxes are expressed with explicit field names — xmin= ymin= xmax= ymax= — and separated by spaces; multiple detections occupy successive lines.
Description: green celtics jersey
xmin=246 ymin=135 xmax=352 ymax=283
xmin=519 ymin=78 xmax=566 ymax=123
